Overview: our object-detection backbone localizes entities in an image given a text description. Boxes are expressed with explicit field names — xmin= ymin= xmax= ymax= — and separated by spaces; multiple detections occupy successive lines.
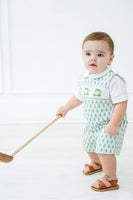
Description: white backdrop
xmin=0 ymin=0 xmax=133 ymax=123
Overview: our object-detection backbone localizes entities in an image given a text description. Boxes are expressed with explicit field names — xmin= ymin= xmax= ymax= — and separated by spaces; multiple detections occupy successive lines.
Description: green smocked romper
xmin=78 ymin=69 xmax=128 ymax=155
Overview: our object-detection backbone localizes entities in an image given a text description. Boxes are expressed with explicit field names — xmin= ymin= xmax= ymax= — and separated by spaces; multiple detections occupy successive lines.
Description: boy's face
xmin=82 ymin=40 xmax=114 ymax=75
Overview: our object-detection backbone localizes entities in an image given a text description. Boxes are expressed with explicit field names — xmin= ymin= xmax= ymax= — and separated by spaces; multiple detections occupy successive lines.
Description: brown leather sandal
xmin=91 ymin=175 xmax=119 ymax=191
xmin=82 ymin=161 xmax=103 ymax=175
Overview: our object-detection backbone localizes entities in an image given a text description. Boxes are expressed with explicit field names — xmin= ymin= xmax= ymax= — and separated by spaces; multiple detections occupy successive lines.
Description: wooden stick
xmin=10 ymin=115 xmax=62 ymax=157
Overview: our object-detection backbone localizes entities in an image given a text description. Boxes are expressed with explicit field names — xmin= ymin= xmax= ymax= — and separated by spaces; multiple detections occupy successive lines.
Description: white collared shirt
xmin=74 ymin=67 xmax=128 ymax=104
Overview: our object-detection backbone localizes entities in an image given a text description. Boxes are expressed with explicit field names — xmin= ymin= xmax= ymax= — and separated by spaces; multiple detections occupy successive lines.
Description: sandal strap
xmin=96 ymin=180 xmax=107 ymax=189
xmin=84 ymin=161 xmax=102 ymax=173
xmin=96 ymin=176 xmax=118 ymax=189
xmin=92 ymin=161 xmax=102 ymax=168
xmin=104 ymin=175 xmax=118 ymax=186
xmin=85 ymin=164 xmax=95 ymax=173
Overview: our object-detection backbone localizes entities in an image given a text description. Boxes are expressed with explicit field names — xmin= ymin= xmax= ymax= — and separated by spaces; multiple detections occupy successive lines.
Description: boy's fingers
xmin=56 ymin=113 xmax=60 ymax=116
xmin=56 ymin=112 xmax=63 ymax=117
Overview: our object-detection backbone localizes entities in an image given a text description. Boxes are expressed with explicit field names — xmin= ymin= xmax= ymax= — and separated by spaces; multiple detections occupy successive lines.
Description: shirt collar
xmin=84 ymin=66 xmax=112 ymax=79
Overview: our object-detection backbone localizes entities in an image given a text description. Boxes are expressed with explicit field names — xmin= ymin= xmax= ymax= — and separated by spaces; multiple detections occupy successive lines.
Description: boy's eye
xmin=85 ymin=53 xmax=91 ymax=56
xmin=98 ymin=53 xmax=104 ymax=57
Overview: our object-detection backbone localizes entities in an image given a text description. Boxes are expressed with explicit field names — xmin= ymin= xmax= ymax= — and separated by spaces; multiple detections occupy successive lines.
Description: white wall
xmin=0 ymin=0 xmax=133 ymax=123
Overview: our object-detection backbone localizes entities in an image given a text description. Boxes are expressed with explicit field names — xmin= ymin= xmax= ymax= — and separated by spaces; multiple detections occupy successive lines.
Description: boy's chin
xmin=88 ymin=67 xmax=98 ymax=74
xmin=88 ymin=66 xmax=108 ymax=74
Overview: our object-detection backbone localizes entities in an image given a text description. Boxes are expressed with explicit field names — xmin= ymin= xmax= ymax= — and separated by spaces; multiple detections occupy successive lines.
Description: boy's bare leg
xmin=91 ymin=154 xmax=117 ymax=188
xmin=98 ymin=154 xmax=117 ymax=179
xmin=83 ymin=152 xmax=102 ymax=173
xmin=88 ymin=152 xmax=101 ymax=164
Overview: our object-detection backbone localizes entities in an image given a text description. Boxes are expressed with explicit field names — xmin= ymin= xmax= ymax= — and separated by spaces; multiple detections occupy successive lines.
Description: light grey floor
xmin=0 ymin=121 xmax=133 ymax=200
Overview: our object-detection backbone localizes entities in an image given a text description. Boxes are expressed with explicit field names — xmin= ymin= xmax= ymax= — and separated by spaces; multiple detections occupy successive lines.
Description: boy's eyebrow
xmin=83 ymin=50 xmax=106 ymax=54
xmin=97 ymin=50 xmax=106 ymax=54
xmin=83 ymin=50 xmax=92 ymax=52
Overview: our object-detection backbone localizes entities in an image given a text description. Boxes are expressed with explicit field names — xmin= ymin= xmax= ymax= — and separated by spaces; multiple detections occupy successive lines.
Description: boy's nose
xmin=90 ymin=56 xmax=96 ymax=61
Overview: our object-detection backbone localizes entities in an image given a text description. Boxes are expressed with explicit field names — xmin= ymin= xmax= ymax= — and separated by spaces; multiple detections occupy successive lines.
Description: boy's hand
xmin=56 ymin=96 xmax=82 ymax=118
xmin=105 ymin=123 xmax=119 ymax=135
xmin=56 ymin=106 xmax=68 ymax=118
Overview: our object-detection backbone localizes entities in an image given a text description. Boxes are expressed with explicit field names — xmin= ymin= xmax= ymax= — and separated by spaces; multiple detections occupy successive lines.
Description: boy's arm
xmin=56 ymin=96 xmax=82 ymax=117
xmin=64 ymin=96 xmax=82 ymax=111
xmin=105 ymin=101 xmax=128 ymax=135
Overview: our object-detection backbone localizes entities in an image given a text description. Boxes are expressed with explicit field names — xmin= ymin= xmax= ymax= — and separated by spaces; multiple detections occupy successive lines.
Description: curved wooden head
xmin=0 ymin=153 xmax=13 ymax=163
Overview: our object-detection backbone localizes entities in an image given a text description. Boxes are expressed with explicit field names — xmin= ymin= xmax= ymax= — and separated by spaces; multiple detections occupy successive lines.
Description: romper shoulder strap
xmin=111 ymin=73 xmax=126 ymax=83
xmin=109 ymin=73 xmax=126 ymax=85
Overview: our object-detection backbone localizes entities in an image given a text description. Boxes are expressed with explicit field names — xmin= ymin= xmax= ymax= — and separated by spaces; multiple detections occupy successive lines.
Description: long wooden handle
xmin=10 ymin=115 xmax=62 ymax=157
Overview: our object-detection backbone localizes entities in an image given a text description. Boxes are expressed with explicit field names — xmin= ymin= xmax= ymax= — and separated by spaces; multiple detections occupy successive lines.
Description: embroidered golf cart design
xmin=84 ymin=88 xmax=89 ymax=96
xmin=93 ymin=89 xmax=102 ymax=97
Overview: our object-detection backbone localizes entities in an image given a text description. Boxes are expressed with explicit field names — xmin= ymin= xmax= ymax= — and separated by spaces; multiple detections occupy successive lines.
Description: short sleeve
xmin=109 ymin=75 xmax=128 ymax=104
xmin=73 ymin=75 xmax=83 ymax=102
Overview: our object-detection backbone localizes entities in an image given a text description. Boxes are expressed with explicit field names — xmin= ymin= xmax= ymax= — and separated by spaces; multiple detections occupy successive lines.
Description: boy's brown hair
xmin=82 ymin=32 xmax=114 ymax=55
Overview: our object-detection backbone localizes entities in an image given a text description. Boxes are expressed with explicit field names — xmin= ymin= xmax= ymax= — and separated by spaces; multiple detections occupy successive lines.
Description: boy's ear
xmin=109 ymin=54 xmax=115 ymax=65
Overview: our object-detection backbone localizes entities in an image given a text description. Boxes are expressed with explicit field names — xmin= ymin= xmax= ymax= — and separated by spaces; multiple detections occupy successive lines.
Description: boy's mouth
xmin=90 ymin=64 xmax=97 ymax=67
